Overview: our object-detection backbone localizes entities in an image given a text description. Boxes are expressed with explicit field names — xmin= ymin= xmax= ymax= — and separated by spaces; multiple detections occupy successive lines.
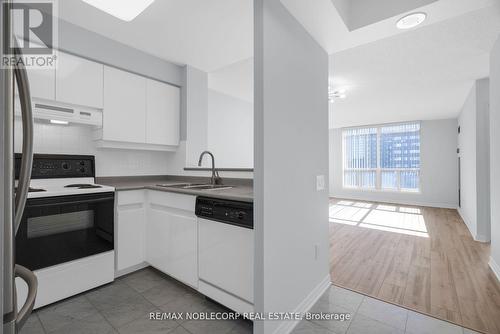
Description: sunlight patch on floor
xmin=330 ymin=200 xmax=429 ymax=238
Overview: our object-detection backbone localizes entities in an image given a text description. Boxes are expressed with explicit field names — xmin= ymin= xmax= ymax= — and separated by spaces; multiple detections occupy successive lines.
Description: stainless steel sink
xmin=156 ymin=183 xmax=205 ymax=189
xmin=187 ymin=184 xmax=233 ymax=190
xmin=156 ymin=183 xmax=233 ymax=191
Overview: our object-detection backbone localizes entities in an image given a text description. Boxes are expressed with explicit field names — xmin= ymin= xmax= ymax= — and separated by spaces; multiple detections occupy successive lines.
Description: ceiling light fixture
xmin=81 ymin=0 xmax=156 ymax=22
xmin=329 ymin=87 xmax=348 ymax=103
xmin=50 ymin=120 xmax=69 ymax=125
xmin=396 ymin=12 xmax=427 ymax=30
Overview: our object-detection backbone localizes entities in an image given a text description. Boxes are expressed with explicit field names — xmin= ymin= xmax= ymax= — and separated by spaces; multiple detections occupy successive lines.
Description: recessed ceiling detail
xmin=330 ymin=0 xmax=437 ymax=31
xmin=81 ymin=0 xmax=156 ymax=22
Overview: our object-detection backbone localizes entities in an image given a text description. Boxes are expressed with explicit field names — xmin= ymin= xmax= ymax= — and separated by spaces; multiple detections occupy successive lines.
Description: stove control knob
xmin=79 ymin=167 xmax=85 ymax=173
xmin=79 ymin=161 xmax=85 ymax=166
xmin=62 ymin=162 xmax=70 ymax=170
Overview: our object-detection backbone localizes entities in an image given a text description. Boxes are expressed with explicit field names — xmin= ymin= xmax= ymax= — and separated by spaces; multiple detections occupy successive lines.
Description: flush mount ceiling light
xmin=396 ymin=12 xmax=427 ymax=30
xmin=329 ymin=87 xmax=347 ymax=103
xmin=81 ymin=0 xmax=156 ymax=22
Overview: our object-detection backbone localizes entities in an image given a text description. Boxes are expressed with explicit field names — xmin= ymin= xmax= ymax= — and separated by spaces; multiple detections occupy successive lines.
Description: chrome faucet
xmin=198 ymin=151 xmax=221 ymax=185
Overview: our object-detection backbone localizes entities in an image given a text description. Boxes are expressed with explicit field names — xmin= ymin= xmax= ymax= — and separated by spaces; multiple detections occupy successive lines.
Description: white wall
xmin=457 ymin=79 xmax=490 ymax=241
xmin=458 ymin=85 xmax=478 ymax=237
xmin=185 ymin=66 xmax=209 ymax=167
xmin=490 ymin=36 xmax=500 ymax=279
xmin=164 ymin=140 xmax=254 ymax=179
xmin=475 ymin=79 xmax=491 ymax=242
xmin=254 ymin=0 xmax=330 ymax=333
xmin=207 ymin=90 xmax=253 ymax=168
xmin=330 ymin=119 xmax=458 ymax=208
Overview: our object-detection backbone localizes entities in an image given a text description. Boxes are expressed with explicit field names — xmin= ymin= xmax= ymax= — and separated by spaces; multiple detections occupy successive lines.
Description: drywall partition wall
xmin=490 ymin=36 xmax=500 ymax=279
xmin=185 ymin=66 xmax=209 ymax=167
xmin=254 ymin=0 xmax=331 ymax=333
xmin=207 ymin=90 xmax=254 ymax=168
xmin=475 ymin=79 xmax=491 ymax=242
xmin=330 ymin=119 xmax=458 ymax=208
xmin=458 ymin=85 xmax=478 ymax=238
xmin=456 ymin=79 xmax=490 ymax=241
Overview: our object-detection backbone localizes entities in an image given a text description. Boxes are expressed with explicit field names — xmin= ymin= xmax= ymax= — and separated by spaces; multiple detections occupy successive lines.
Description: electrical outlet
xmin=316 ymin=175 xmax=325 ymax=191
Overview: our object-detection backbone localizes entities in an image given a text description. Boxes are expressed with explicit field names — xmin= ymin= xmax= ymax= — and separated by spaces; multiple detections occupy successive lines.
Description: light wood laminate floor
xmin=329 ymin=198 xmax=500 ymax=334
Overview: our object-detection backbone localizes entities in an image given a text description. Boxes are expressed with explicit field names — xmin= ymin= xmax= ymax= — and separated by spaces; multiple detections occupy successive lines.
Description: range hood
xmin=15 ymin=98 xmax=103 ymax=126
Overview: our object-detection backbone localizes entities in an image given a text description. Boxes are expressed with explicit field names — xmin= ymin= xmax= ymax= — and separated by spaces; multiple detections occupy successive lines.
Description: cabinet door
xmin=103 ymin=66 xmax=146 ymax=143
xmin=147 ymin=206 xmax=198 ymax=288
xmin=25 ymin=67 xmax=56 ymax=100
xmin=56 ymin=52 xmax=103 ymax=108
xmin=146 ymin=79 xmax=180 ymax=146
xmin=116 ymin=192 xmax=146 ymax=272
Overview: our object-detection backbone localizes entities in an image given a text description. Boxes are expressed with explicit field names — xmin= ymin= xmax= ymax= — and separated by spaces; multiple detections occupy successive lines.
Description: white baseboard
xmin=273 ymin=275 xmax=331 ymax=334
xmin=490 ymin=257 xmax=500 ymax=282
xmin=457 ymin=208 xmax=490 ymax=243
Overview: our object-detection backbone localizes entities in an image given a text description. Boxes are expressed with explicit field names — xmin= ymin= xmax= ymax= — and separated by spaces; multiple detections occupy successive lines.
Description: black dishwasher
xmin=195 ymin=197 xmax=253 ymax=229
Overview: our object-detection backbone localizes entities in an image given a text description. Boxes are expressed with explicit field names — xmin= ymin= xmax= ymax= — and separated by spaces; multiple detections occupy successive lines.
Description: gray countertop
xmin=96 ymin=175 xmax=253 ymax=203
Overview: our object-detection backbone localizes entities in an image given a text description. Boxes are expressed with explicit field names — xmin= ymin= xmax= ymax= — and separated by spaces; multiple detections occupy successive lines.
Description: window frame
xmin=342 ymin=121 xmax=421 ymax=193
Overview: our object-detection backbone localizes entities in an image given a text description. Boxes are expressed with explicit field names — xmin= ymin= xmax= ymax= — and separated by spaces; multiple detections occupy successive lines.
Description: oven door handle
xmin=27 ymin=196 xmax=115 ymax=208
xmin=13 ymin=36 xmax=35 ymax=235
xmin=14 ymin=265 xmax=38 ymax=330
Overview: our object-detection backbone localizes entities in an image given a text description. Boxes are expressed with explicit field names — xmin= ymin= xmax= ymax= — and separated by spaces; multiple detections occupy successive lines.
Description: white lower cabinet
xmin=115 ymin=190 xmax=253 ymax=312
xmin=146 ymin=191 xmax=198 ymax=288
xmin=116 ymin=191 xmax=146 ymax=273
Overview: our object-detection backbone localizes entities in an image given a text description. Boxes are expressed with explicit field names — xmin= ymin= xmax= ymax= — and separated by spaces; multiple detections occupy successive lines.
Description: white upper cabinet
xmin=102 ymin=66 xmax=146 ymax=143
xmin=56 ymin=52 xmax=103 ymax=108
xmin=146 ymin=79 xmax=180 ymax=146
xmin=26 ymin=67 xmax=56 ymax=101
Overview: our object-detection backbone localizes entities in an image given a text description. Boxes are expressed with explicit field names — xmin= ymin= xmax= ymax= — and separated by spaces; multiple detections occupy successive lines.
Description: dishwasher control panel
xmin=195 ymin=197 xmax=253 ymax=229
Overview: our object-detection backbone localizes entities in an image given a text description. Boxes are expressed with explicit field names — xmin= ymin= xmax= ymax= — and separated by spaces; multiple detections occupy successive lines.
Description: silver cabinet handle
xmin=14 ymin=265 xmax=38 ymax=329
xmin=13 ymin=37 xmax=34 ymax=235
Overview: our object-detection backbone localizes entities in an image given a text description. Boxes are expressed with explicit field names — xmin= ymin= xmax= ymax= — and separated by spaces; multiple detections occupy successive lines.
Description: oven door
xmin=15 ymin=192 xmax=115 ymax=271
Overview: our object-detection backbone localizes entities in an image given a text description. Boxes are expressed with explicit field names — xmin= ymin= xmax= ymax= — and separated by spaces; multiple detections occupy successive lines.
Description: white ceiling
xmin=280 ymin=0 xmax=500 ymax=128
xmin=280 ymin=0 xmax=498 ymax=55
xmin=56 ymin=0 xmax=253 ymax=72
xmin=328 ymin=5 xmax=500 ymax=128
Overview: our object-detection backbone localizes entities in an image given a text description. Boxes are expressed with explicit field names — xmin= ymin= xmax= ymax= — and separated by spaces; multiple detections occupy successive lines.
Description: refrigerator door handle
xmin=13 ymin=37 xmax=34 ymax=235
xmin=14 ymin=265 xmax=38 ymax=329
xmin=12 ymin=36 xmax=37 ymax=333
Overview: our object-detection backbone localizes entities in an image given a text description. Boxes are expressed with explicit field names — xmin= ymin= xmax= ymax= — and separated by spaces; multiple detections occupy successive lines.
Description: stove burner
xmin=64 ymin=184 xmax=103 ymax=189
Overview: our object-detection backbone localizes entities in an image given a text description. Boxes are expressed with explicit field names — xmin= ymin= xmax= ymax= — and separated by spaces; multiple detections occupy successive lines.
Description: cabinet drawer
xmin=148 ymin=191 xmax=195 ymax=212
xmin=117 ymin=190 xmax=145 ymax=206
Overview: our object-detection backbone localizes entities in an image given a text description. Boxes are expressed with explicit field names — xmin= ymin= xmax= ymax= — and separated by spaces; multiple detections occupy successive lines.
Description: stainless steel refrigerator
xmin=2 ymin=0 xmax=38 ymax=333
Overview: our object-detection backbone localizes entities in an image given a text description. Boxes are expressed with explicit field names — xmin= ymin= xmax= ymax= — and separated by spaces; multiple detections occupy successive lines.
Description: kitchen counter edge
xmin=96 ymin=175 xmax=254 ymax=203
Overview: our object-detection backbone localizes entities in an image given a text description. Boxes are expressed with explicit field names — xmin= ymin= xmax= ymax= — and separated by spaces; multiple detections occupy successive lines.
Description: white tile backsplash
xmin=14 ymin=119 xmax=170 ymax=177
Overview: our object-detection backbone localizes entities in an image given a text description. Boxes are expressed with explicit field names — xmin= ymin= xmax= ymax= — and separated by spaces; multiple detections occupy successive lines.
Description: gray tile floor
xmin=20 ymin=267 xmax=252 ymax=334
xmin=19 ymin=268 xmax=482 ymax=334
xmin=291 ymin=285 xmax=482 ymax=334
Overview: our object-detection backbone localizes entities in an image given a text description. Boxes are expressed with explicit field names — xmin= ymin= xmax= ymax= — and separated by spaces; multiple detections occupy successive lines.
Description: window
xmin=343 ymin=122 xmax=420 ymax=192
